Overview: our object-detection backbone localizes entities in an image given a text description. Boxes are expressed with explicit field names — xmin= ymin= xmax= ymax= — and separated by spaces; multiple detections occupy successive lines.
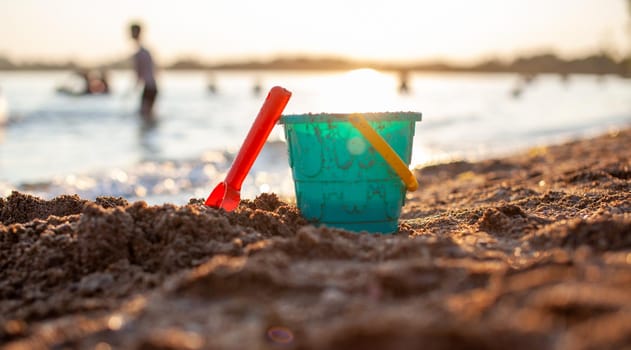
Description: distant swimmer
xmin=130 ymin=22 xmax=158 ymax=121
xmin=252 ymin=78 xmax=262 ymax=96
xmin=56 ymin=69 xmax=110 ymax=96
xmin=85 ymin=69 xmax=109 ymax=94
xmin=207 ymin=72 xmax=218 ymax=94
xmin=0 ymin=87 xmax=7 ymax=125
xmin=398 ymin=69 xmax=410 ymax=94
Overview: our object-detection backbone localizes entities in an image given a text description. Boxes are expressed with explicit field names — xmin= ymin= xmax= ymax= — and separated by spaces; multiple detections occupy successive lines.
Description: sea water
xmin=0 ymin=70 xmax=629 ymax=204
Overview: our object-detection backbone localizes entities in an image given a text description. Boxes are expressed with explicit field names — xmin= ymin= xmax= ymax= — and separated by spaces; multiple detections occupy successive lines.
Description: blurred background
xmin=0 ymin=0 xmax=630 ymax=204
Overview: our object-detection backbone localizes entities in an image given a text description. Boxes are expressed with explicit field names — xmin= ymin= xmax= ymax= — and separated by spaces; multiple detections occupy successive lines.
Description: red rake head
xmin=204 ymin=181 xmax=241 ymax=211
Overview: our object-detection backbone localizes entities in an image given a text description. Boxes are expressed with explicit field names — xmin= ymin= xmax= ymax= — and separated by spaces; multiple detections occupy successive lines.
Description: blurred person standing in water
xmin=129 ymin=22 xmax=158 ymax=121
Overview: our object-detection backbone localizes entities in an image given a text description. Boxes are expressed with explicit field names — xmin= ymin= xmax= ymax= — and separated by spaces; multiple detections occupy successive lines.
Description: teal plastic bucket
xmin=280 ymin=112 xmax=422 ymax=234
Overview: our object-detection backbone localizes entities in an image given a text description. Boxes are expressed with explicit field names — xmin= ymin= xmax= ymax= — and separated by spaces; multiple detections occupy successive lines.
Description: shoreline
xmin=1 ymin=127 xmax=630 ymax=349
xmin=4 ymin=123 xmax=630 ymax=206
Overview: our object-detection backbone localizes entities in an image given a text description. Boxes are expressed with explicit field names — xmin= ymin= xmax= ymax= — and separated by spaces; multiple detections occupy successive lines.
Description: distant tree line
xmin=458 ymin=53 xmax=630 ymax=76
xmin=0 ymin=52 xmax=629 ymax=77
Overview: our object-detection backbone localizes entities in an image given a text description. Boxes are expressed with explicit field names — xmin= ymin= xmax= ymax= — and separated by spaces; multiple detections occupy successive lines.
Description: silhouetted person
xmin=252 ymin=78 xmax=262 ymax=96
xmin=207 ymin=72 xmax=218 ymax=94
xmin=398 ymin=69 xmax=410 ymax=94
xmin=130 ymin=23 xmax=158 ymax=121
xmin=510 ymin=81 xmax=524 ymax=99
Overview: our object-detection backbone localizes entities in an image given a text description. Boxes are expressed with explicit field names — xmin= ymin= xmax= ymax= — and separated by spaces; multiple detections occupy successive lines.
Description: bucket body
xmin=280 ymin=112 xmax=422 ymax=234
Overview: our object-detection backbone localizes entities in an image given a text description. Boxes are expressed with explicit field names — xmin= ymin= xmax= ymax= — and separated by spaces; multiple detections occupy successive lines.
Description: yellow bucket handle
xmin=348 ymin=114 xmax=418 ymax=192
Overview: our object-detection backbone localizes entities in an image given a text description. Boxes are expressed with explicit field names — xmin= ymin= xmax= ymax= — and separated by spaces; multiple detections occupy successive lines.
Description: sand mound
xmin=1 ymin=129 xmax=630 ymax=349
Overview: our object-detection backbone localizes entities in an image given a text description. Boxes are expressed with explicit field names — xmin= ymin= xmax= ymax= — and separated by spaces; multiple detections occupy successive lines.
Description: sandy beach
xmin=1 ymin=127 xmax=630 ymax=349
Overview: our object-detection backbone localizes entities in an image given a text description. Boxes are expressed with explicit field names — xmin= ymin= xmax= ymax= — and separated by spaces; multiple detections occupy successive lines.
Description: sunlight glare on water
xmin=0 ymin=70 xmax=629 ymax=204
xmin=300 ymin=68 xmax=406 ymax=113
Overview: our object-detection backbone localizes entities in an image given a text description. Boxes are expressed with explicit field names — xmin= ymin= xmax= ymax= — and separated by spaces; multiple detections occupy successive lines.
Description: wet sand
xmin=1 ymin=128 xmax=630 ymax=349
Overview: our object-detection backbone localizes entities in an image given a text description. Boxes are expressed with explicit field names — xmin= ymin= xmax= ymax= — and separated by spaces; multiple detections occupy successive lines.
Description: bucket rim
xmin=279 ymin=112 xmax=422 ymax=124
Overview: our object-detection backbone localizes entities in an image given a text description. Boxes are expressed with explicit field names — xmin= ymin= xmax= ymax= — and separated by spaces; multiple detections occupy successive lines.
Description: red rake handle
xmin=210 ymin=86 xmax=291 ymax=196
xmin=226 ymin=86 xmax=291 ymax=188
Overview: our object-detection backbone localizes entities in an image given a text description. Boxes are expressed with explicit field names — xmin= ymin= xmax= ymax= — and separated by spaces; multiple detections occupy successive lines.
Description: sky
xmin=0 ymin=0 xmax=629 ymax=65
